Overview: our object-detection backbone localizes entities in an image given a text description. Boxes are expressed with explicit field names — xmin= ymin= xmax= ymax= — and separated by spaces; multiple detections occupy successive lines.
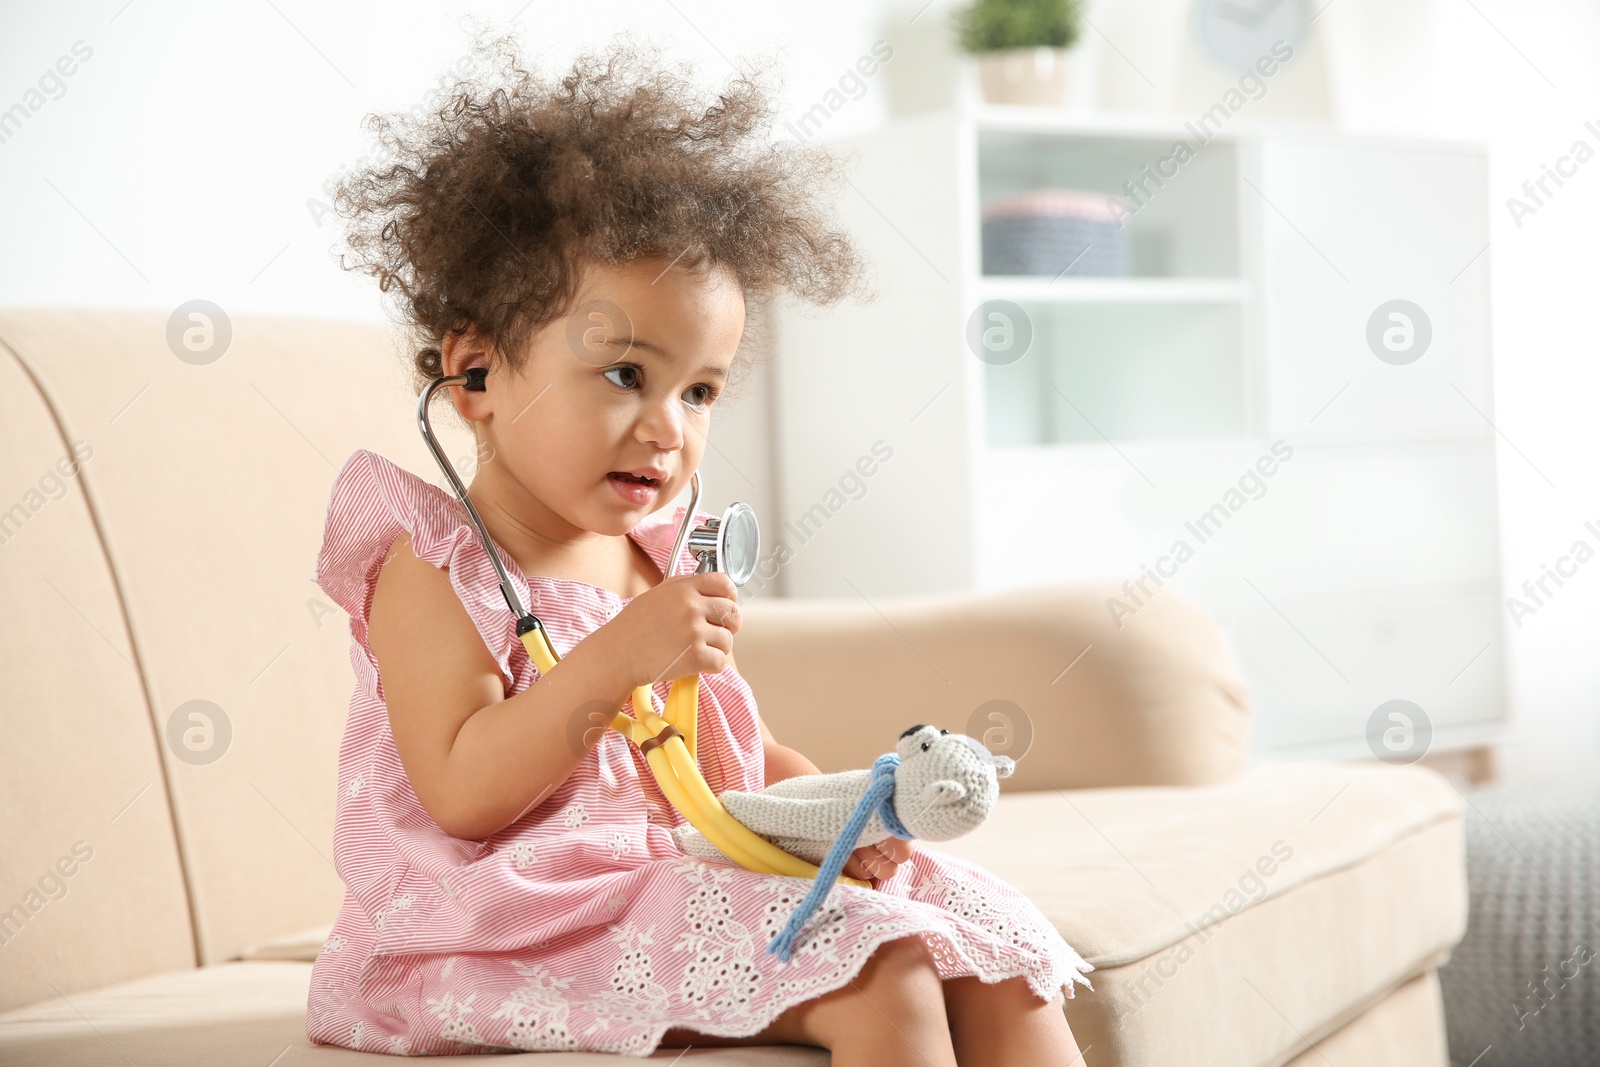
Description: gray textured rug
xmin=1439 ymin=789 xmax=1600 ymax=1067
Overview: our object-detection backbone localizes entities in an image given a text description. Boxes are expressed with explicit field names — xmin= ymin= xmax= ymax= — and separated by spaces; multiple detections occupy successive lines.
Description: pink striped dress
xmin=305 ymin=448 xmax=1093 ymax=1056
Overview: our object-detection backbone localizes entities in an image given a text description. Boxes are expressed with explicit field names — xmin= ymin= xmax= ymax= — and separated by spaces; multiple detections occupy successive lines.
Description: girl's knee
xmin=945 ymin=972 xmax=1060 ymax=1018
xmin=801 ymin=935 xmax=942 ymax=1018
xmin=851 ymin=937 xmax=949 ymax=1028
xmin=858 ymin=934 xmax=940 ymax=988
xmin=790 ymin=935 xmax=949 ymax=1045
xmin=946 ymin=971 xmax=1034 ymax=1000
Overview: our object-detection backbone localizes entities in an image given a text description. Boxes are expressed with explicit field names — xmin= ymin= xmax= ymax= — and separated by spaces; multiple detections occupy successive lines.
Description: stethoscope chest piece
xmin=688 ymin=502 xmax=759 ymax=585
xmin=665 ymin=471 xmax=760 ymax=587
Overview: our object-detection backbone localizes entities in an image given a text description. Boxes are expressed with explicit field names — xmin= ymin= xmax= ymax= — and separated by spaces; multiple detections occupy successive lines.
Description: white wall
xmin=2 ymin=0 xmax=1595 ymax=793
xmin=0 ymin=0 xmax=901 ymax=556
xmin=1322 ymin=0 xmax=1600 ymax=795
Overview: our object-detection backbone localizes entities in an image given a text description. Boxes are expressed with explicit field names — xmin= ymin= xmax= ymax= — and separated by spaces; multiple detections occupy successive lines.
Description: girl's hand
xmin=842 ymin=837 xmax=916 ymax=885
xmin=602 ymin=572 xmax=741 ymax=690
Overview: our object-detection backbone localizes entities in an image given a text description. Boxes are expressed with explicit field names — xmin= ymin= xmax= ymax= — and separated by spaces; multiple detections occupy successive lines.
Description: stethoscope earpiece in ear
xmin=464 ymin=367 xmax=488 ymax=391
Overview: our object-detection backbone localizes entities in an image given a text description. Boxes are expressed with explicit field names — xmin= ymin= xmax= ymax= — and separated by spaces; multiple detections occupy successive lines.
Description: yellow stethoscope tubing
xmin=517 ymin=624 xmax=868 ymax=889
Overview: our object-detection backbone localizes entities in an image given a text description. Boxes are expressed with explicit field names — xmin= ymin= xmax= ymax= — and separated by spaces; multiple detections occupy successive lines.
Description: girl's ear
xmin=440 ymin=326 xmax=496 ymax=424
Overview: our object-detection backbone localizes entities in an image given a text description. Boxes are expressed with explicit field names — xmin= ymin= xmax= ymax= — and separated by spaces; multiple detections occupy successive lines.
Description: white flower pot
xmin=976 ymin=46 xmax=1075 ymax=107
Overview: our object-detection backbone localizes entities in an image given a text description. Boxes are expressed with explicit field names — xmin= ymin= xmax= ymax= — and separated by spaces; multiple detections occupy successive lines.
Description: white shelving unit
xmin=772 ymin=106 xmax=1507 ymax=759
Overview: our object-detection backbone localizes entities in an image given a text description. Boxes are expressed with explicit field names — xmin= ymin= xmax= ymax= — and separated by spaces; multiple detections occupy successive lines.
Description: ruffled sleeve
xmin=314 ymin=448 xmax=531 ymax=692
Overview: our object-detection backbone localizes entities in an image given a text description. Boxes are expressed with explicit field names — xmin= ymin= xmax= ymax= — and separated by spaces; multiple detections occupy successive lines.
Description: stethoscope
xmin=417 ymin=367 xmax=866 ymax=888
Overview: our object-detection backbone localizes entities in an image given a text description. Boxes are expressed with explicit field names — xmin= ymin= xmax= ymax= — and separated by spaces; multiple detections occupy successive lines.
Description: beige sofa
xmin=0 ymin=308 xmax=1466 ymax=1065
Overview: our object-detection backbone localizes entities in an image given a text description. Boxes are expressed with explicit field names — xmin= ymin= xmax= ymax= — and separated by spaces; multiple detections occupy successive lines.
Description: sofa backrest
xmin=0 ymin=307 xmax=1252 ymax=1013
xmin=0 ymin=308 xmax=451 ymax=1011
xmin=1 ymin=315 xmax=198 ymax=1010
xmin=736 ymin=581 xmax=1252 ymax=790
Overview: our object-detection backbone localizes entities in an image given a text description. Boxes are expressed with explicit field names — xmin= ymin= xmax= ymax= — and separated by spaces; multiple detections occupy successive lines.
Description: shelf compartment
xmin=982 ymin=301 xmax=1250 ymax=447
xmin=977 ymin=129 xmax=1240 ymax=279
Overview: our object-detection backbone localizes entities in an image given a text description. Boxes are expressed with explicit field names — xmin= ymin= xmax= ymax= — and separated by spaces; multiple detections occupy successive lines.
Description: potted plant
xmin=953 ymin=0 xmax=1082 ymax=107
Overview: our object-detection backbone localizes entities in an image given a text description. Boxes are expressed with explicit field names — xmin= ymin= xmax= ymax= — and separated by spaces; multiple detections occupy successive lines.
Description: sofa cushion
xmin=238 ymin=924 xmax=334 ymax=963
xmin=0 ymin=959 xmax=1451 ymax=1067
xmin=0 ymin=961 xmax=827 ymax=1065
xmin=927 ymin=759 xmax=1465 ymax=1067
xmin=1281 ymin=970 xmax=1449 ymax=1067
xmin=1 ymin=760 xmax=1461 ymax=1065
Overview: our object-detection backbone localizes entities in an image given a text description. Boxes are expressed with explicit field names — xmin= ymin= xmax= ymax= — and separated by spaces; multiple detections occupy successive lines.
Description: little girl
xmin=307 ymin=31 xmax=1093 ymax=1063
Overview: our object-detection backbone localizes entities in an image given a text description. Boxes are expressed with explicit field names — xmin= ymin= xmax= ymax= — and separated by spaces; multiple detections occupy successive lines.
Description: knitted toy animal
xmin=671 ymin=724 xmax=1016 ymax=962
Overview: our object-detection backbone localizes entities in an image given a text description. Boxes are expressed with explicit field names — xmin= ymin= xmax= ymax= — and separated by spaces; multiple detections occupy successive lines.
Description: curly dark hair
xmin=330 ymin=29 xmax=869 ymax=404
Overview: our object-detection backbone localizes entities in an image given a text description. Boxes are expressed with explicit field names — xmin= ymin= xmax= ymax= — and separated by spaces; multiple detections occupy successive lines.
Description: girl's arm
xmin=371 ymin=531 xmax=638 ymax=840
xmin=758 ymin=723 xmax=820 ymax=786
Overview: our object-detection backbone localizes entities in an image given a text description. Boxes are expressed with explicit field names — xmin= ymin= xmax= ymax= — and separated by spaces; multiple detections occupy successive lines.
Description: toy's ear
xmin=993 ymin=756 xmax=1015 ymax=779
xmin=920 ymin=779 xmax=968 ymax=809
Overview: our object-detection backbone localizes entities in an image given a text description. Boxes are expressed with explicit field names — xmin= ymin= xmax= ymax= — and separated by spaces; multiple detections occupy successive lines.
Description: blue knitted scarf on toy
xmin=767 ymin=752 xmax=911 ymax=963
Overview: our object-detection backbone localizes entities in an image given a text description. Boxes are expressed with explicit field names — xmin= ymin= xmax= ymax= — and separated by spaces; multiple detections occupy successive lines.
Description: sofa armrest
xmin=734 ymin=581 xmax=1252 ymax=790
